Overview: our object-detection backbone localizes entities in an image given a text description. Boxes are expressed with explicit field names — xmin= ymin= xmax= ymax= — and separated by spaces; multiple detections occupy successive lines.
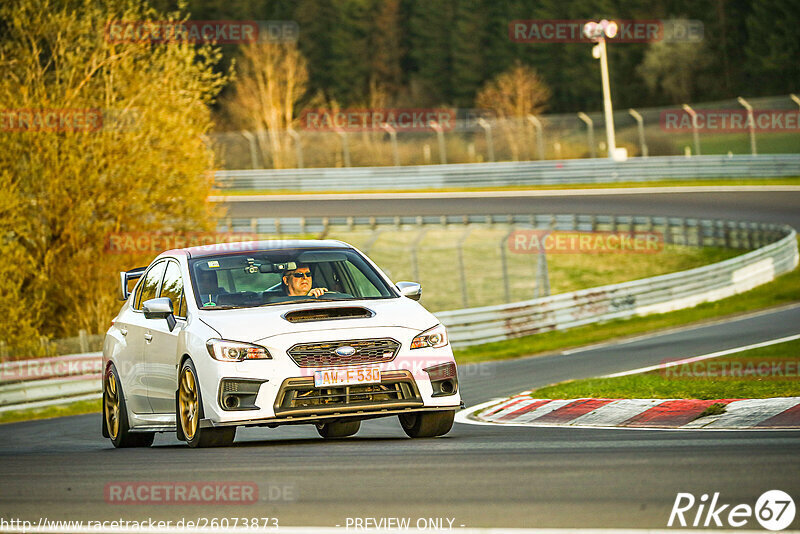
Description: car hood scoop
xmin=283 ymin=306 xmax=374 ymax=323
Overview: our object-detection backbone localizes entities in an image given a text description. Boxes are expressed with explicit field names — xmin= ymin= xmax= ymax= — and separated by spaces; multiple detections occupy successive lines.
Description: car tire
xmin=316 ymin=419 xmax=361 ymax=438
xmin=177 ymin=359 xmax=236 ymax=448
xmin=399 ymin=410 xmax=455 ymax=438
xmin=103 ymin=364 xmax=155 ymax=448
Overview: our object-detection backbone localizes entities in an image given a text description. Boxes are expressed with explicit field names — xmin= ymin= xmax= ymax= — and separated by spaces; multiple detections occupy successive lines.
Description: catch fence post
xmin=456 ymin=226 xmax=473 ymax=308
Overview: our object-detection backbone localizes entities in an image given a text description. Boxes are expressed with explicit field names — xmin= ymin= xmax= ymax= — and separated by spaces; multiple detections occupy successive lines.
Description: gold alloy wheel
xmin=104 ymin=373 xmax=120 ymax=440
xmin=179 ymin=367 xmax=199 ymax=440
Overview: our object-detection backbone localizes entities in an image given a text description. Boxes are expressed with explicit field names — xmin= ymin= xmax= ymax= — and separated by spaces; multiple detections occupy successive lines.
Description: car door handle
xmin=144 ymin=334 xmax=153 ymax=342
xmin=120 ymin=328 xmax=127 ymax=336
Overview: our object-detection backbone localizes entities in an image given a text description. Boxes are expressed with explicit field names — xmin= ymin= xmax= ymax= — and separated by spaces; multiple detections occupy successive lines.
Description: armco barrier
xmin=1 ymin=216 xmax=797 ymax=410
xmin=214 ymin=154 xmax=800 ymax=191
xmin=0 ymin=352 xmax=102 ymax=412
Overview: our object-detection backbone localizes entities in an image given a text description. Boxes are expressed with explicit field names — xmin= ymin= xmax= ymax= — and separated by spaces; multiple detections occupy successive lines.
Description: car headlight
xmin=410 ymin=324 xmax=448 ymax=349
xmin=206 ymin=339 xmax=272 ymax=361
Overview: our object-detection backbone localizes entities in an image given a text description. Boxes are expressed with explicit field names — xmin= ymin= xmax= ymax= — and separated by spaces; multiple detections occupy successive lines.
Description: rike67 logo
xmin=669 ymin=490 xmax=796 ymax=531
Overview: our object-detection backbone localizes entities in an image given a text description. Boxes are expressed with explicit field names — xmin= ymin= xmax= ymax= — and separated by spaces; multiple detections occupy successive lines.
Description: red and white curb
xmin=460 ymin=395 xmax=800 ymax=430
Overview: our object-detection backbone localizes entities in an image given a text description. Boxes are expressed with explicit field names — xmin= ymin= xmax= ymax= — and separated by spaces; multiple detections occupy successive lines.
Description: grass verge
xmin=530 ymin=339 xmax=800 ymax=400
xmin=215 ymin=176 xmax=800 ymax=196
xmin=454 ymin=258 xmax=800 ymax=364
xmin=0 ymin=398 xmax=100 ymax=425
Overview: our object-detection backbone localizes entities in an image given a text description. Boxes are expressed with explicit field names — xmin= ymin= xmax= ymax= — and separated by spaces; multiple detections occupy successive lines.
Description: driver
xmin=282 ymin=264 xmax=329 ymax=298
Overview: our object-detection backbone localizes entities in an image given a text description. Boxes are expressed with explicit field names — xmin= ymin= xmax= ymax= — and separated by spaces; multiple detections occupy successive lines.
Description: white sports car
xmin=102 ymin=240 xmax=462 ymax=447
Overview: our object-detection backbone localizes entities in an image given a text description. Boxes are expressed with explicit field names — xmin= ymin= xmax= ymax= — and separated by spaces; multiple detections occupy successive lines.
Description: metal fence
xmin=220 ymin=213 xmax=790 ymax=313
xmin=214 ymin=154 xmax=800 ymax=191
xmin=210 ymin=94 xmax=800 ymax=170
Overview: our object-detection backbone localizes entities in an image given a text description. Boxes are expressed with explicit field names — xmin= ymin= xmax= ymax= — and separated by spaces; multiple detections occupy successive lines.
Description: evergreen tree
xmin=407 ymin=0 xmax=456 ymax=105
xmin=368 ymin=0 xmax=406 ymax=101
xmin=451 ymin=0 xmax=487 ymax=106
xmin=745 ymin=0 xmax=800 ymax=96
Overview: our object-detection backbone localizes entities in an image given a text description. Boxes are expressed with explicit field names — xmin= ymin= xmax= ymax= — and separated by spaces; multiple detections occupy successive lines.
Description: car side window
xmin=160 ymin=261 xmax=185 ymax=318
xmin=134 ymin=261 xmax=167 ymax=311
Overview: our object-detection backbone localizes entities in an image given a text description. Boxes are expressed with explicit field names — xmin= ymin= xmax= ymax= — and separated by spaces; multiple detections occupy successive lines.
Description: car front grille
xmin=286 ymin=338 xmax=400 ymax=367
xmin=274 ymin=370 xmax=422 ymax=417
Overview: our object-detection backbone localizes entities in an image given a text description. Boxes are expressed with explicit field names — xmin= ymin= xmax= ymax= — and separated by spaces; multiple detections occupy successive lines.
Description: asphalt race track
xmin=0 ymin=188 xmax=798 ymax=530
xmin=217 ymin=188 xmax=800 ymax=229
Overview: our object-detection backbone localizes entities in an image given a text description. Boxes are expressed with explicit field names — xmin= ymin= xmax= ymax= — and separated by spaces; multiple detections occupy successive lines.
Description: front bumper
xmin=193 ymin=326 xmax=463 ymax=426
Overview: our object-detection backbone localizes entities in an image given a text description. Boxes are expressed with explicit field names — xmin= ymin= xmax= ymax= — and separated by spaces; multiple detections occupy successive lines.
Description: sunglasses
xmin=290 ymin=271 xmax=312 ymax=279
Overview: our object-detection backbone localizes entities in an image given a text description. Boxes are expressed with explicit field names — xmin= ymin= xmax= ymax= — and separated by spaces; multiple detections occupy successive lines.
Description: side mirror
xmin=142 ymin=297 xmax=177 ymax=331
xmin=396 ymin=281 xmax=422 ymax=301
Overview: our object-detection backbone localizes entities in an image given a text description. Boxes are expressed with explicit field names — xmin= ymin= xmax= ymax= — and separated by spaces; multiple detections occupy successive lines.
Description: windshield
xmin=188 ymin=247 xmax=397 ymax=309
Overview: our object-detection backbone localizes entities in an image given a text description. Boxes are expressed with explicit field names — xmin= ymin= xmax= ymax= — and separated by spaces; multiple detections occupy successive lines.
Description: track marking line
xmin=603 ymin=333 xmax=800 ymax=378
xmin=559 ymin=302 xmax=800 ymax=356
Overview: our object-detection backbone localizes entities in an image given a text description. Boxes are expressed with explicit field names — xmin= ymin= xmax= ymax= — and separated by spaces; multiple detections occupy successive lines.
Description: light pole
xmin=583 ymin=19 xmax=624 ymax=161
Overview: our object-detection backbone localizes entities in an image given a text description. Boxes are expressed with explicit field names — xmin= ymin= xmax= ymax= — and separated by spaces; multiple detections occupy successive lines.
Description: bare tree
xmin=230 ymin=42 xmax=309 ymax=169
xmin=476 ymin=61 xmax=551 ymax=119
xmin=476 ymin=61 xmax=551 ymax=160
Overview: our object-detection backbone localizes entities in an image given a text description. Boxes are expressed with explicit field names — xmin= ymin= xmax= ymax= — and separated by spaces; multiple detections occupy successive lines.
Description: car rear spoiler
xmin=119 ymin=266 xmax=147 ymax=301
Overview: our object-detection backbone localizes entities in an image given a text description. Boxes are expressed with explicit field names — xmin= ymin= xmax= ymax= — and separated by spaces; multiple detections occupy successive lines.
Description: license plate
xmin=313 ymin=367 xmax=381 ymax=387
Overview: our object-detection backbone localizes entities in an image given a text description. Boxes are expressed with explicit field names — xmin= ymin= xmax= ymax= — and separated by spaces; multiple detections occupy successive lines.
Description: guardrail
xmin=1 ymin=215 xmax=797 ymax=411
xmin=214 ymin=154 xmax=800 ymax=191
xmin=0 ymin=352 xmax=102 ymax=412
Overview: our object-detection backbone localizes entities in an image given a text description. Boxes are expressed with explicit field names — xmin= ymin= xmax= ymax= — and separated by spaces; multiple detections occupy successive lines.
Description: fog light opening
xmin=223 ymin=394 xmax=240 ymax=409
xmin=439 ymin=380 xmax=454 ymax=394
